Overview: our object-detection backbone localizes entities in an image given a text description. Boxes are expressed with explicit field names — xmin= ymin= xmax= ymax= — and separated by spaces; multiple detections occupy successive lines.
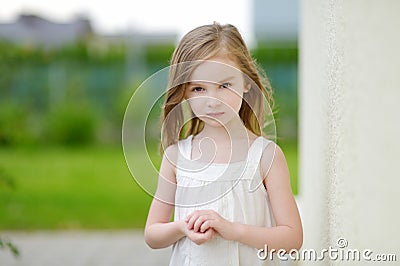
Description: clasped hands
xmin=181 ymin=210 xmax=236 ymax=245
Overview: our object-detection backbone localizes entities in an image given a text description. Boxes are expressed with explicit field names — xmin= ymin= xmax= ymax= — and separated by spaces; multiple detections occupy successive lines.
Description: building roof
xmin=0 ymin=14 xmax=93 ymax=46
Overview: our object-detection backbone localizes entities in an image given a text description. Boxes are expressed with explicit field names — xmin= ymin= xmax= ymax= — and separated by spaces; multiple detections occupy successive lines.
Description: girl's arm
xmin=144 ymin=145 xmax=216 ymax=249
xmin=145 ymin=203 xmax=186 ymax=249
xmin=144 ymin=145 xmax=185 ymax=249
xmin=186 ymin=143 xmax=303 ymax=252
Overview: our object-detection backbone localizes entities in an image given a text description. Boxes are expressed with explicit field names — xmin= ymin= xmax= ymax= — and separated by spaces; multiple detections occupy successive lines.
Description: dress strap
xmin=245 ymin=136 xmax=273 ymax=192
xmin=247 ymin=136 xmax=271 ymax=163
xmin=177 ymin=135 xmax=193 ymax=161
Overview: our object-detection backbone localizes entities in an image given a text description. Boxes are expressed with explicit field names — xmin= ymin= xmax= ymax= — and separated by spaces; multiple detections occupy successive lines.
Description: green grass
xmin=0 ymin=143 xmax=297 ymax=230
xmin=0 ymin=146 xmax=156 ymax=230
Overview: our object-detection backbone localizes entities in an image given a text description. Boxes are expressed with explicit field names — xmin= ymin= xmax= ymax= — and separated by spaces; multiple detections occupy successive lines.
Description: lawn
xmin=0 ymin=142 xmax=297 ymax=230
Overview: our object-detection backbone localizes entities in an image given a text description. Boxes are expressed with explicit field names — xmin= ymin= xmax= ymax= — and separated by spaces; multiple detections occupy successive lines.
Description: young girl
xmin=144 ymin=23 xmax=302 ymax=265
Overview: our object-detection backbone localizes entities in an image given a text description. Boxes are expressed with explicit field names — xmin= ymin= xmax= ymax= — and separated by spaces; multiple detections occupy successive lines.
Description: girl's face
xmin=184 ymin=55 xmax=249 ymax=128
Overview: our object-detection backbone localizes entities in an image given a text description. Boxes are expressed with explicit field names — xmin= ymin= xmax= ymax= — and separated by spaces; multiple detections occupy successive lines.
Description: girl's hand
xmin=180 ymin=220 xmax=216 ymax=245
xmin=185 ymin=210 xmax=236 ymax=241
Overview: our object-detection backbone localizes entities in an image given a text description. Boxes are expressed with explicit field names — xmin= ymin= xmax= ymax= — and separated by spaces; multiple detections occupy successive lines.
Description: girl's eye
xmin=220 ymin=82 xmax=232 ymax=89
xmin=191 ymin=86 xmax=205 ymax=92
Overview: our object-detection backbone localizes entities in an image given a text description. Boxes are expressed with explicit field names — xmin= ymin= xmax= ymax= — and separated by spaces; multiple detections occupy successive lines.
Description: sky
xmin=0 ymin=0 xmax=253 ymax=43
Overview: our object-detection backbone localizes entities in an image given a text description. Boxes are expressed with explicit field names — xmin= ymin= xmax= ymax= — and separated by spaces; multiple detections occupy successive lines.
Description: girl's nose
xmin=206 ymin=93 xmax=221 ymax=108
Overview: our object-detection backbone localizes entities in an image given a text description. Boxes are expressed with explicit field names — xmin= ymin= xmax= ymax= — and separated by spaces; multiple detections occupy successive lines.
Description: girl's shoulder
xmin=162 ymin=135 xmax=193 ymax=162
xmin=162 ymin=142 xmax=179 ymax=166
xmin=259 ymin=139 xmax=287 ymax=182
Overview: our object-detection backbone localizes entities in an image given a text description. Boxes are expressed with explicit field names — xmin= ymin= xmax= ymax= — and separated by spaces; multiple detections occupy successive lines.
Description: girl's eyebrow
xmin=216 ymin=76 xmax=235 ymax=84
xmin=187 ymin=82 xmax=204 ymax=86
xmin=188 ymin=76 xmax=235 ymax=86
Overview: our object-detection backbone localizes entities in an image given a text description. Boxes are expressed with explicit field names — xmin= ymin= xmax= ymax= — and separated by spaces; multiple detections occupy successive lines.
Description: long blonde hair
xmin=160 ymin=22 xmax=274 ymax=154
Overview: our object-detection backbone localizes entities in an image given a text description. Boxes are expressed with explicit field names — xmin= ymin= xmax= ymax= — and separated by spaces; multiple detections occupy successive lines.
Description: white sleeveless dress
xmin=169 ymin=135 xmax=280 ymax=266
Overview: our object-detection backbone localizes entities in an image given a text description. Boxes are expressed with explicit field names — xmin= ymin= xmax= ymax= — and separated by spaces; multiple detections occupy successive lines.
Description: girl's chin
xmin=201 ymin=119 xmax=226 ymax=128
xmin=200 ymin=117 xmax=238 ymax=128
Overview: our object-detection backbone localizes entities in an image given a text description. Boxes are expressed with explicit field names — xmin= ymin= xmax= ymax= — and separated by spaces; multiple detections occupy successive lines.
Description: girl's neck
xmin=195 ymin=118 xmax=250 ymax=143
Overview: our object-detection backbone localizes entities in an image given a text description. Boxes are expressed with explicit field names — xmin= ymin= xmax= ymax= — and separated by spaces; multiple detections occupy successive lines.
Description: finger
xmin=185 ymin=213 xmax=193 ymax=222
xmin=187 ymin=213 xmax=200 ymax=229
xmin=186 ymin=210 xmax=212 ymax=229
xmin=193 ymin=215 xmax=208 ymax=232
xmin=190 ymin=231 xmax=207 ymax=245
xmin=199 ymin=220 xmax=210 ymax=233
xmin=208 ymin=228 xmax=216 ymax=240
xmin=190 ymin=228 xmax=216 ymax=245
xmin=203 ymin=228 xmax=214 ymax=240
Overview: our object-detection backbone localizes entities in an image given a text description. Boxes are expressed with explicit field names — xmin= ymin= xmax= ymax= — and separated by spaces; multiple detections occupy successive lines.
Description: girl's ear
xmin=244 ymin=83 xmax=251 ymax=93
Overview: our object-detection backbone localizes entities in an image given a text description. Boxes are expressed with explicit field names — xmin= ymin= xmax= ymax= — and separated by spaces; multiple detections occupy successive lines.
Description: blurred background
xmin=0 ymin=0 xmax=299 ymax=263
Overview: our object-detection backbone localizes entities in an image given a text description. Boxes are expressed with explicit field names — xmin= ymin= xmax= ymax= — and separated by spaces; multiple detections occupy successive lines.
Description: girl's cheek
xmin=226 ymin=94 xmax=244 ymax=111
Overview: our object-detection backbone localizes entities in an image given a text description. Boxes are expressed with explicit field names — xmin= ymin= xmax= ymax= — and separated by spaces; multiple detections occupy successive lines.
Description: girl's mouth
xmin=206 ymin=112 xmax=225 ymax=117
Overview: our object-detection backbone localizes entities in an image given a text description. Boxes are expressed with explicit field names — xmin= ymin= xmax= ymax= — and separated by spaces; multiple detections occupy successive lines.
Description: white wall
xmin=299 ymin=0 xmax=400 ymax=264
